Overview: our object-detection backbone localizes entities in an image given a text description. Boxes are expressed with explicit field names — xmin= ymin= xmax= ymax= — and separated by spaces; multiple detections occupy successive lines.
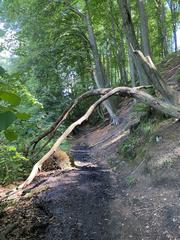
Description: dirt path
xmin=32 ymin=144 xmax=117 ymax=240
xmin=0 ymin=102 xmax=135 ymax=240
xmin=1 ymin=101 xmax=180 ymax=240
xmin=0 ymin=100 xmax=147 ymax=240
xmin=0 ymin=142 xmax=120 ymax=240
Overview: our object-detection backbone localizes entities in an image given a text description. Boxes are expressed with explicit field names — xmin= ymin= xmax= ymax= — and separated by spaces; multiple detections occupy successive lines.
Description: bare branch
xmin=28 ymin=88 xmax=111 ymax=155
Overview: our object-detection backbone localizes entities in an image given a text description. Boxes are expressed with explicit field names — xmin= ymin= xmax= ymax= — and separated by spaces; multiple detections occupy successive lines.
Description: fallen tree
xmin=27 ymin=48 xmax=180 ymax=157
xmin=17 ymin=86 xmax=180 ymax=190
xmin=27 ymin=88 xmax=110 ymax=156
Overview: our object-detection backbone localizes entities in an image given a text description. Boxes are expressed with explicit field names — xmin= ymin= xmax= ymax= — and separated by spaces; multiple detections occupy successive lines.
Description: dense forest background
xmin=0 ymin=0 xmax=179 ymax=184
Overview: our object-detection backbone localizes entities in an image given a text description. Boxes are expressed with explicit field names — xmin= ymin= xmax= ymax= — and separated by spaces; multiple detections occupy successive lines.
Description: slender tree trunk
xmin=168 ymin=1 xmax=178 ymax=52
xmin=85 ymin=0 xmax=119 ymax=124
xmin=173 ymin=23 xmax=177 ymax=52
xmin=137 ymin=0 xmax=151 ymax=57
xmin=118 ymin=0 xmax=149 ymax=85
xmin=160 ymin=2 xmax=169 ymax=56
xmin=128 ymin=48 xmax=136 ymax=87
xmin=155 ymin=0 xmax=169 ymax=57
xmin=109 ymin=0 xmax=128 ymax=85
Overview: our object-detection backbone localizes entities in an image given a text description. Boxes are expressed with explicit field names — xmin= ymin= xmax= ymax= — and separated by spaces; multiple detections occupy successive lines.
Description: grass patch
xmin=117 ymin=113 xmax=165 ymax=164
xmin=126 ymin=176 xmax=137 ymax=186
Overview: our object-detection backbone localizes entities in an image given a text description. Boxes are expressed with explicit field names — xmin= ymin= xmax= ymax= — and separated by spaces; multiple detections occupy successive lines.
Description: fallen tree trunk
xmin=27 ymin=88 xmax=110 ymax=155
xmin=132 ymin=47 xmax=180 ymax=105
xmin=18 ymin=86 xmax=180 ymax=190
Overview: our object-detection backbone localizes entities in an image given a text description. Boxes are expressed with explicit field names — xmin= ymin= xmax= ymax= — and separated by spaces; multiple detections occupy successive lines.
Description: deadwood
xmin=17 ymin=86 xmax=180 ymax=190
xmin=131 ymin=47 xmax=180 ymax=105
xmin=27 ymin=88 xmax=111 ymax=156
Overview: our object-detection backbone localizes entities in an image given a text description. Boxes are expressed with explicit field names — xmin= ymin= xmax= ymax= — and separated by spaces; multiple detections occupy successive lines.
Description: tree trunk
xmin=118 ymin=0 xmax=180 ymax=105
xmin=109 ymin=0 xmax=128 ymax=85
xmin=85 ymin=0 xmax=119 ymax=124
xmin=168 ymin=0 xmax=178 ymax=52
xmin=155 ymin=0 xmax=169 ymax=57
xmin=132 ymin=48 xmax=180 ymax=105
xmin=128 ymin=48 xmax=136 ymax=87
xmin=160 ymin=2 xmax=169 ymax=56
xmin=118 ymin=0 xmax=149 ymax=85
xmin=137 ymin=0 xmax=151 ymax=57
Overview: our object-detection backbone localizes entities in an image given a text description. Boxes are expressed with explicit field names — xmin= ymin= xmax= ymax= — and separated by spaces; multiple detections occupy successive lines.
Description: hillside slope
xmin=0 ymin=53 xmax=179 ymax=240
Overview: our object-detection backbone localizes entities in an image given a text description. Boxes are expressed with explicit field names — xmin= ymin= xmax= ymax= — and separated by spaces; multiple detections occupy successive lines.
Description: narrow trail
xmin=34 ymin=144 xmax=119 ymax=240
xmin=33 ymin=103 xmax=138 ymax=240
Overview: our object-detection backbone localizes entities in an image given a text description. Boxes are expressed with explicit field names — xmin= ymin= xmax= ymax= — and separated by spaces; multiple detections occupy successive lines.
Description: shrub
xmin=0 ymin=145 xmax=28 ymax=184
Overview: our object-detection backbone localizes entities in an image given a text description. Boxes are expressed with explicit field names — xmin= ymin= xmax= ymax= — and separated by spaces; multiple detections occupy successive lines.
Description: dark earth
xmin=0 ymin=98 xmax=180 ymax=240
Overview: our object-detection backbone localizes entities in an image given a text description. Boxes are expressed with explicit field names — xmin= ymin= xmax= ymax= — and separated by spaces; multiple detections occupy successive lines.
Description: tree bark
xmin=160 ymin=1 xmax=169 ymax=56
xmin=128 ymin=48 xmax=136 ymax=87
xmin=168 ymin=0 xmax=179 ymax=52
xmin=85 ymin=0 xmax=120 ymax=124
xmin=118 ymin=0 xmax=180 ymax=105
xmin=155 ymin=0 xmax=169 ymax=57
xmin=137 ymin=0 xmax=151 ymax=57
xmin=118 ymin=0 xmax=149 ymax=85
xmin=132 ymin=48 xmax=180 ymax=105
xmin=109 ymin=0 xmax=128 ymax=85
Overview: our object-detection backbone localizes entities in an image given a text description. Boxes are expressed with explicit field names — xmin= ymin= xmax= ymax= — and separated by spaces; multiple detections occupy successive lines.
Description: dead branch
xmin=17 ymin=86 xmax=180 ymax=190
xmin=131 ymin=46 xmax=180 ymax=105
xmin=27 ymin=88 xmax=111 ymax=156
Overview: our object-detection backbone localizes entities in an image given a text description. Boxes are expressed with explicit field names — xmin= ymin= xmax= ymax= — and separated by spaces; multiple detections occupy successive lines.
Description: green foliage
xmin=16 ymin=112 xmax=31 ymax=120
xmin=0 ymin=67 xmax=47 ymax=184
xmin=0 ymin=91 xmax=21 ymax=106
xmin=0 ymin=111 xmax=16 ymax=131
xmin=0 ymin=145 xmax=28 ymax=184
xmin=126 ymin=176 xmax=137 ymax=186
xmin=0 ymin=67 xmax=44 ymax=145
xmin=4 ymin=129 xmax=17 ymax=141
xmin=118 ymin=119 xmax=155 ymax=162
xmin=133 ymin=103 xmax=149 ymax=113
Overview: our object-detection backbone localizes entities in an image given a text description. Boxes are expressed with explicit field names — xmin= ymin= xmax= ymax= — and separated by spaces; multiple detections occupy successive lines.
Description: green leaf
xmin=0 ymin=91 xmax=21 ymax=106
xmin=0 ymin=112 xmax=16 ymax=131
xmin=0 ymin=66 xmax=6 ymax=76
xmin=4 ymin=129 xmax=18 ymax=141
xmin=0 ymin=105 xmax=12 ymax=112
xmin=16 ymin=112 xmax=31 ymax=120
xmin=0 ymin=29 xmax=5 ymax=37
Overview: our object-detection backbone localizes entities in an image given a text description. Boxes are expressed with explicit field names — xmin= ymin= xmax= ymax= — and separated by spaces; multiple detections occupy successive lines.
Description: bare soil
xmin=0 ymin=97 xmax=179 ymax=240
